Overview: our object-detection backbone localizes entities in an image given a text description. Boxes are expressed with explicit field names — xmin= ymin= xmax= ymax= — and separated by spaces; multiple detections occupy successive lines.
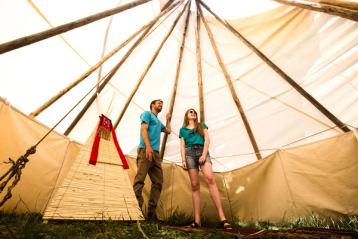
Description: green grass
xmin=165 ymin=209 xmax=358 ymax=232
xmin=289 ymin=214 xmax=358 ymax=231
xmin=0 ymin=212 xmax=357 ymax=239
xmin=0 ymin=212 xmax=235 ymax=239
xmin=232 ymin=214 xmax=358 ymax=232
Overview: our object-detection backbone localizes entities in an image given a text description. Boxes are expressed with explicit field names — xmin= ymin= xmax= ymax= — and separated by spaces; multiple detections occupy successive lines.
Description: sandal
xmin=220 ymin=220 xmax=233 ymax=230
xmin=188 ymin=221 xmax=200 ymax=228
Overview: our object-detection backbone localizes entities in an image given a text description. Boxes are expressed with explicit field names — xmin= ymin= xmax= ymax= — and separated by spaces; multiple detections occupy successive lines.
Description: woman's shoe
xmin=188 ymin=221 xmax=201 ymax=228
xmin=220 ymin=220 xmax=233 ymax=230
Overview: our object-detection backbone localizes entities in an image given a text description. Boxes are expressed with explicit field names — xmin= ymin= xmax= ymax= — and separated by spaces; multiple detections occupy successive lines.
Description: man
xmin=133 ymin=99 xmax=171 ymax=220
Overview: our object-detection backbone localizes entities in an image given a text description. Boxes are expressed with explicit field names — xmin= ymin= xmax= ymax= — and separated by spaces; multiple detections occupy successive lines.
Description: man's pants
xmin=133 ymin=148 xmax=163 ymax=216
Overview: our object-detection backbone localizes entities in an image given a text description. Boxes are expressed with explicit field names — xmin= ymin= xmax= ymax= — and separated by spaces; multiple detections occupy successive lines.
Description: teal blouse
xmin=179 ymin=123 xmax=208 ymax=147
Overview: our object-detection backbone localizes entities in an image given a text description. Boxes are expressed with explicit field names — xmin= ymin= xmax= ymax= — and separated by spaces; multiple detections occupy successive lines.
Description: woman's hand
xmin=182 ymin=160 xmax=187 ymax=170
xmin=199 ymin=155 xmax=206 ymax=165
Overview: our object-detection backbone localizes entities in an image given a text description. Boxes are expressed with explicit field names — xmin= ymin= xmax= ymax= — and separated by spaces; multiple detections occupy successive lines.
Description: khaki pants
xmin=133 ymin=148 xmax=163 ymax=215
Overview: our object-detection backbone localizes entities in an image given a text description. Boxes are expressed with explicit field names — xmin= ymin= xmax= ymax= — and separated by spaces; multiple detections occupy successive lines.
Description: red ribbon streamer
xmin=89 ymin=115 xmax=129 ymax=169
xmin=89 ymin=126 xmax=101 ymax=165
xmin=112 ymin=129 xmax=129 ymax=169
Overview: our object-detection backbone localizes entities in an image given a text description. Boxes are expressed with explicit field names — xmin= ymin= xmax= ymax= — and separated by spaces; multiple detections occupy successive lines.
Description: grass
xmin=233 ymin=214 xmax=358 ymax=232
xmin=0 ymin=212 xmax=232 ymax=239
xmin=289 ymin=214 xmax=358 ymax=231
xmin=0 ymin=211 xmax=357 ymax=239
xmin=165 ymin=209 xmax=358 ymax=232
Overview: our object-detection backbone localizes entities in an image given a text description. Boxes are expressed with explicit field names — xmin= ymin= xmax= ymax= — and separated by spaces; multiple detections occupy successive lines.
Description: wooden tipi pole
xmin=197 ymin=1 xmax=262 ymax=160
xmin=113 ymin=0 xmax=191 ymax=129
xmin=195 ymin=1 xmax=205 ymax=123
xmin=160 ymin=1 xmax=192 ymax=159
xmin=96 ymin=10 xmax=116 ymax=92
xmin=64 ymin=1 xmax=180 ymax=136
xmin=274 ymin=0 xmax=358 ymax=22
xmin=30 ymin=2 xmax=177 ymax=118
xmin=0 ymin=0 xmax=152 ymax=54
xmin=27 ymin=0 xmax=93 ymax=68
xmin=199 ymin=0 xmax=351 ymax=133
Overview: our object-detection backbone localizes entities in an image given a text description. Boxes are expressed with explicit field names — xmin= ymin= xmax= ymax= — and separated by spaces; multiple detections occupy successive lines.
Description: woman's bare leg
xmin=201 ymin=163 xmax=226 ymax=221
xmin=188 ymin=168 xmax=201 ymax=224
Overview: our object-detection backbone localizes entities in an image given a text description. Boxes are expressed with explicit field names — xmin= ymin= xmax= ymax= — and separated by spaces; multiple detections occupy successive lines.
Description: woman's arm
xmin=180 ymin=138 xmax=187 ymax=169
xmin=199 ymin=128 xmax=210 ymax=164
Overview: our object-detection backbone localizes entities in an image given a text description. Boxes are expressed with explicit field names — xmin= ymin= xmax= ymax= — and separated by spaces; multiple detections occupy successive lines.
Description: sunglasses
xmin=188 ymin=110 xmax=197 ymax=114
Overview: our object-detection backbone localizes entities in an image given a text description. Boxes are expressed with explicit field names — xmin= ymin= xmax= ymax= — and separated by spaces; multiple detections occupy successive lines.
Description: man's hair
xmin=150 ymin=99 xmax=163 ymax=110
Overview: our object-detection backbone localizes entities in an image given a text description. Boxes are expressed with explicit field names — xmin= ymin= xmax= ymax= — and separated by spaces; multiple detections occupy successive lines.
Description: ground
xmin=0 ymin=213 xmax=357 ymax=238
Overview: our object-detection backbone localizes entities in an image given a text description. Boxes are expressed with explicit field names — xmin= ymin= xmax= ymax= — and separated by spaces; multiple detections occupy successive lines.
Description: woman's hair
xmin=182 ymin=108 xmax=204 ymax=136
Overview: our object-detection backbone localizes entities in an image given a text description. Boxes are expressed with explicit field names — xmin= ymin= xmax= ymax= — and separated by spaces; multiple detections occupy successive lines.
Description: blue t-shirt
xmin=138 ymin=111 xmax=165 ymax=152
xmin=179 ymin=123 xmax=208 ymax=147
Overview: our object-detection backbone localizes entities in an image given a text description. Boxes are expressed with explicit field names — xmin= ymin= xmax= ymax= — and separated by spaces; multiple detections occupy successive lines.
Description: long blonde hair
xmin=182 ymin=108 xmax=204 ymax=136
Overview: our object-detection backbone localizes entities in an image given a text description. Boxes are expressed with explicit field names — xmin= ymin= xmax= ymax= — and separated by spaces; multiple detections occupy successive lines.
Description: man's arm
xmin=141 ymin=123 xmax=153 ymax=161
xmin=164 ymin=112 xmax=172 ymax=134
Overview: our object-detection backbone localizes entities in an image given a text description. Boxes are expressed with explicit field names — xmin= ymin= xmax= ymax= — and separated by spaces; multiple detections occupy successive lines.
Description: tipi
xmin=0 ymin=0 xmax=357 ymax=222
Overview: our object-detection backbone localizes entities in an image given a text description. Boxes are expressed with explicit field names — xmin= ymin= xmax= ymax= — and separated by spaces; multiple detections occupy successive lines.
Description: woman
xmin=179 ymin=108 xmax=232 ymax=230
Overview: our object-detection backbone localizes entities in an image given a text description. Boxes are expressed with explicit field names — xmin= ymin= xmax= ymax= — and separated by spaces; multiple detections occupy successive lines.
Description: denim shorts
xmin=185 ymin=144 xmax=212 ymax=170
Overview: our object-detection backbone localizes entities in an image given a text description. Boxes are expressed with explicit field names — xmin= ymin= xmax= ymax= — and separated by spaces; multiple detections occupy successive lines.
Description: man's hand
xmin=165 ymin=112 xmax=172 ymax=134
xmin=146 ymin=146 xmax=153 ymax=161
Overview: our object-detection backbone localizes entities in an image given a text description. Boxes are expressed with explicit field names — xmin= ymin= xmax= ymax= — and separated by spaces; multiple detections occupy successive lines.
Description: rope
xmin=0 ymin=58 xmax=111 ymax=207
xmin=125 ymin=124 xmax=355 ymax=173
xmin=0 ymin=146 xmax=36 ymax=207
xmin=211 ymin=124 xmax=353 ymax=160
xmin=26 ymin=0 xmax=96 ymax=70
